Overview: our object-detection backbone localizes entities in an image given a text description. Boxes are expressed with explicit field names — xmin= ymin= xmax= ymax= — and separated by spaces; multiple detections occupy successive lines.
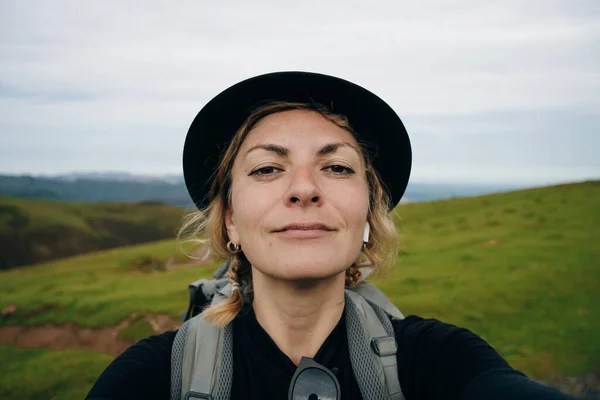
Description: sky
xmin=0 ymin=0 xmax=599 ymax=185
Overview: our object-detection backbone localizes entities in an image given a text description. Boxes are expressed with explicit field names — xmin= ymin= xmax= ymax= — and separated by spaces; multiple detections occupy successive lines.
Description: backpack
xmin=171 ymin=261 xmax=406 ymax=400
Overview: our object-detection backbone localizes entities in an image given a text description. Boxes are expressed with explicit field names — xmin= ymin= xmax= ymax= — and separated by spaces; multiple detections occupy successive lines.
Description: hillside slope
xmin=0 ymin=197 xmax=187 ymax=269
xmin=0 ymin=181 xmax=598 ymax=399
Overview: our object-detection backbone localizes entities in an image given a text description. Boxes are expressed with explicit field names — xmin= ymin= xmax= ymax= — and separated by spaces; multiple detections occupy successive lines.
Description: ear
xmin=225 ymin=206 xmax=240 ymax=244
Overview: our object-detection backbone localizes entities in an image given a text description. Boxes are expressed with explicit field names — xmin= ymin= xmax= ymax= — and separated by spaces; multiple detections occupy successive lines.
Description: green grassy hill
xmin=0 ymin=197 xmax=187 ymax=270
xmin=0 ymin=181 xmax=598 ymax=399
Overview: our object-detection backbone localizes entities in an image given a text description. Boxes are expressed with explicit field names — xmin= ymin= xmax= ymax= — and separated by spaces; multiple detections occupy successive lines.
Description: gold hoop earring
xmin=227 ymin=241 xmax=241 ymax=253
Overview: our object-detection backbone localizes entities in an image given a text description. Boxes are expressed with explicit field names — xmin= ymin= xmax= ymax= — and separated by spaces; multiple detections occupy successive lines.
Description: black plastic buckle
xmin=185 ymin=391 xmax=213 ymax=400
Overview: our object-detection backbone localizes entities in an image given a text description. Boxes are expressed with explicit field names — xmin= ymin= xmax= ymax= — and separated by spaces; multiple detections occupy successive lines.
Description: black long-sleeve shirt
xmin=87 ymin=308 xmax=573 ymax=399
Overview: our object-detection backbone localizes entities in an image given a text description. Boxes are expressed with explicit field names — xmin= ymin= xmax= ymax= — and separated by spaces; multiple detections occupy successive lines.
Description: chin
xmin=277 ymin=259 xmax=349 ymax=282
xmin=284 ymin=268 xmax=342 ymax=282
xmin=248 ymin=248 xmax=359 ymax=282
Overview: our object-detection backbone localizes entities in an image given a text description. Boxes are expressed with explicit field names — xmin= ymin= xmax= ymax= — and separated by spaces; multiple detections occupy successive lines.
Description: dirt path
xmin=0 ymin=313 xmax=181 ymax=357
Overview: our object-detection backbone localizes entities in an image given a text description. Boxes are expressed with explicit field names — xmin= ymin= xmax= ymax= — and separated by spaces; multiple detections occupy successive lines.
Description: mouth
xmin=273 ymin=222 xmax=337 ymax=233
xmin=272 ymin=222 xmax=337 ymax=239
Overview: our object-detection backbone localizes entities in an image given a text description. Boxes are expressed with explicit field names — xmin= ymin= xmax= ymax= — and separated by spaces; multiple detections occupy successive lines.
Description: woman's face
xmin=225 ymin=109 xmax=370 ymax=282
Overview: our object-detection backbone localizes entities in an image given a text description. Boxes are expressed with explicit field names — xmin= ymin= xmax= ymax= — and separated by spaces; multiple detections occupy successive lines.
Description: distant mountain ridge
xmin=49 ymin=172 xmax=184 ymax=184
xmin=0 ymin=174 xmax=191 ymax=206
xmin=0 ymin=173 xmax=522 ymax=205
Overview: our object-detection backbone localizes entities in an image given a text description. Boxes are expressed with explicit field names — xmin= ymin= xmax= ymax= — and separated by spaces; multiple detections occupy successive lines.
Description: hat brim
xmin=183 ymin=71 xmax=412 ymax=210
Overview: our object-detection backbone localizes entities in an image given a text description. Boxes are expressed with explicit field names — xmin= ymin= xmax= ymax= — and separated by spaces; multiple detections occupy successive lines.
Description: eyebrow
xmin=245 ymin=143 xmax=289 ymax=157
xmin=244 ymin=142 xmax=361 ymax=158
xmin=316 ymin=142 xmax=360 ymax=157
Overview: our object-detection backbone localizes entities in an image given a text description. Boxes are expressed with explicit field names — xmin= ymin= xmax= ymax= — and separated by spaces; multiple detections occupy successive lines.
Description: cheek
xmin=230 ymin=184 xmax=273 ymax=233
xmin=332 ymin=182 xmax=370 ymax=222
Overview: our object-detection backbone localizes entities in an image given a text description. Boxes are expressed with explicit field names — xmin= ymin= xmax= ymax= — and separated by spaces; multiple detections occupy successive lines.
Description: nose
xmin=284 ymin=167 xmax=323 ymax=208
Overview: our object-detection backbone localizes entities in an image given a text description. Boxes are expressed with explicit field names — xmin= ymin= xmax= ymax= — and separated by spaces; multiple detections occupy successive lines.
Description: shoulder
xmin=86 ymin=330 xmax=176 ymax=400
xmin=392 ymin=315 xmax=501 ymax=358
xmin=392 ymin=315 xmax=503 ymax=399
xmin=392 ymin=314 xmax=513 ymax=392
xmin=392 ymin=316 xmax=574 ymax=400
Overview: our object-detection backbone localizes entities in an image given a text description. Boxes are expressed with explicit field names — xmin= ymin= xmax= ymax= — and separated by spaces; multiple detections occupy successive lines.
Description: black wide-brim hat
xmin=183 ymin=71 xmax=412 ymax=210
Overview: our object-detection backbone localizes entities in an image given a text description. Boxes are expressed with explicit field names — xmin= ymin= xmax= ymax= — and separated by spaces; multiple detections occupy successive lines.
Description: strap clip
xmin=371 ymin=336 xmax=397 ymax=357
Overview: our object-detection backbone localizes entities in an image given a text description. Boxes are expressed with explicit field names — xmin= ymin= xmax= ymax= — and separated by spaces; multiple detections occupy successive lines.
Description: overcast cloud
xmin=1 ymin=0 xmax=599 ymax=184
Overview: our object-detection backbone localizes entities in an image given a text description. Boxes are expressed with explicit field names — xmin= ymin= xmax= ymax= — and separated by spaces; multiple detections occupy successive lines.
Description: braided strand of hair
xmin=202 ymin=254 xmax=248 ymax=327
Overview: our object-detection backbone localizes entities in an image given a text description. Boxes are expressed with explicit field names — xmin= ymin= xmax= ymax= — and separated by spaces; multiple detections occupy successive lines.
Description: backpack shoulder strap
xmin=345 ymin=283 xmax=405 ymax=400
xmin=173 ymin=269 xmax=404 ymax=400
xmin=351 ymin=280 xmax=404 ymax=320
xmin=172 ymin=282 xmax=235 ymax=400
xmin=171 ymin=319 xmax=188 ymax=400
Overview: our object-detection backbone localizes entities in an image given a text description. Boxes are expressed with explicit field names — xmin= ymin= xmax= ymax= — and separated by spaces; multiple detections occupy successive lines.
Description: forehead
xmin=239 ymin=109 xmax=359 ymax=149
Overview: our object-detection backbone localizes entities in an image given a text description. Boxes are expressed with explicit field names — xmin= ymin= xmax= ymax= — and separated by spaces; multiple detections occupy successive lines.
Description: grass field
xmin=0 ymin=345 xmax=113 ymax=400
xmin=0 ymin=181 xmax=599 ymax=399
xmin=0 ymin=197 xmax=186 ymax=269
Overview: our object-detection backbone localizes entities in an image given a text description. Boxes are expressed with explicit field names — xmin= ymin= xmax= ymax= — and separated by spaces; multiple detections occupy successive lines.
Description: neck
xmin=251 ymin=268 xmax=346 ymax=366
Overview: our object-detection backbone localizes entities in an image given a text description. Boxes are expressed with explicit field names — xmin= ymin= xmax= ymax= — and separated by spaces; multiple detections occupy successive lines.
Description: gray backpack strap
xmin=345 ymin=288 xmax=405 ymax=400
xmin=171 ymin=283 xmax=235 ymax=400
xmin=185 ymin=317 xmax=233 ymax=400
xmin=351 ymin=280 xmax=404 ymax=320
xmin=171 ymin=320 xmax=188 ymax=400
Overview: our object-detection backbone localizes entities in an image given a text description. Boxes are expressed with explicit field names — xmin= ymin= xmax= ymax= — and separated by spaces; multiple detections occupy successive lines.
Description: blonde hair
xmin=178 ymin=102 xmax=400 ymax=327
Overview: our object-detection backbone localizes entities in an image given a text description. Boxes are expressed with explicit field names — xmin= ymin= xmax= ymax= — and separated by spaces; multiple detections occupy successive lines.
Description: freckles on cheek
xmin=231 ymin=187 xmax=270 ymax=233
xmin=342 ymin=187 xmax=370 ymax=213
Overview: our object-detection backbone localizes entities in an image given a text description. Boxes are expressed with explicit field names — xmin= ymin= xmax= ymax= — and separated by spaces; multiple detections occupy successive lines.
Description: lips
xmin=273 ymin=222 xmax=336 ymax=233
xmin=273 ymin=222 xmax=336 ymax=240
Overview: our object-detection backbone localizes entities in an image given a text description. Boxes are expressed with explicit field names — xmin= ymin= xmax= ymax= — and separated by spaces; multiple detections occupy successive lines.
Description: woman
xmin=87 ymin=72 xmax=573 ymax=399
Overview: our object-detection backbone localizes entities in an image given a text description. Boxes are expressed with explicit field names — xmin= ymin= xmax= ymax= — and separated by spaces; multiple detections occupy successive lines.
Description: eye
xmin=324 ymin=164 xmax=355 ymax=175
xmin=249 ymin=166 xmax=282 ymax=177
